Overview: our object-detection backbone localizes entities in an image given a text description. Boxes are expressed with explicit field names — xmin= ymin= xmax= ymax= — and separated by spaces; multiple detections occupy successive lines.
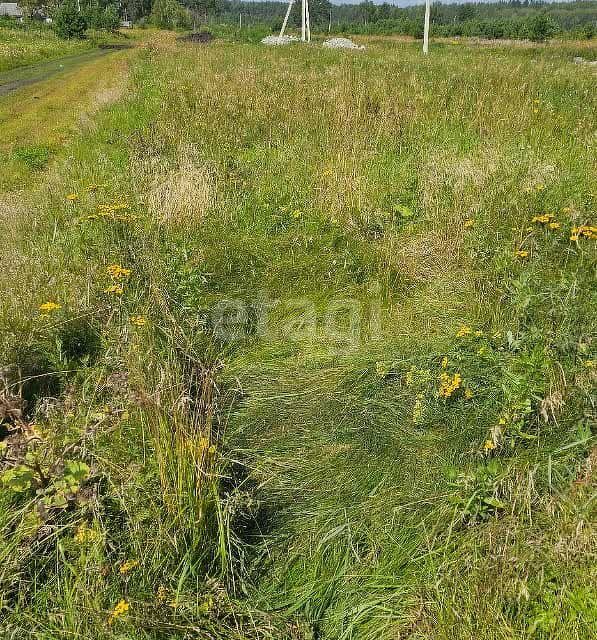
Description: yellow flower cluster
xmin=483 ymin=439 xmax=496 ymax=452
xmin=66 ymin=193 xmax=79 ymax=201
xmin=107 ymin=264 xmax=132 ymax=279
xmin=463 ymin=219 xmax=475 ymax=229
xmin=104 ymin=264 xmax=131 ymax=296
xmin=197 ymin=436 xmax=217 ymax=456
xmin=531 ymin=213 xmax=555 ymax=225
xmin=156 ymin=585 xmax=169 ymax=604
xmin=439 ymin=372 xmax=462 ymax=398
xmin=570 ymin=225 xmax=596 ymax=241
xmin=119 ymin=559 xmax=139 ymax=575
xmin=515 ymin=249 xmax=529 ymax=259
xmin=108 ymin=599 xmax=130 ymax=625
xmin=85 ymin=202 xmax=132 ymax=222
xmin=532 ymin=213 xmax=561 ymax=231
xmin=456 ymin=325 xmax=472 ymax=337
xmin=39 ymin=301 xmax=61 ymax=314
xmin=104 ymin=284 xmax=124 ymax=296
xmin=130 ymin=315 xmax=147 ymax=327
xmin=73 ymin=521 xmax=100 ymax=544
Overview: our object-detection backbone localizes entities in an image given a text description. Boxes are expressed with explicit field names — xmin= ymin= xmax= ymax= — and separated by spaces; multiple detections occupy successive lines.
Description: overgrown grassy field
xmin=0 ymin=33 xmax=595 ymax=639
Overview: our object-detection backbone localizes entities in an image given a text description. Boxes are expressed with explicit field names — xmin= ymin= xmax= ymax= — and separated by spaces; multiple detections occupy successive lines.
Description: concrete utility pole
xmin=423 ymin=0 xmax=431 ymax=54
xmin=279 ymin=0 xmax=310 ymax=42
xmin=279 ymin=0 xmax=294 ymax=37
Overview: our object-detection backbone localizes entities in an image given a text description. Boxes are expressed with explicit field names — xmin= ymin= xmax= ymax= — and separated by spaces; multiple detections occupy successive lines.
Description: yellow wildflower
xmin=483 ymin=439 xmax=496 ymax=452
xmin=108 ymin=599 xmax=130 ymax=625
xmin=156 ymin=585 xmax=169 ymax=604
xmin=291 ymin=210 xmax=302 ymax=219
xmin=456 ymin=325 xmax=472 ymax=338
xmin=531 ymin=214 xmax=553 ymax=224
xmin=548 ymin=222 xmax=560 ymax=230
xmin=104 ymin=285 xmax=124 ymax=296
xmin=584 ymin=360 xmax=595 ymax=368
xmin=376 ymin=361 xmax=391 ymax=377
xmin=130 ymin=315 xmax=147 ymax=327
xmin=562 ymin=207 xmax=572 ymax=214
xmin=74 ymin=521 xmax=100 ymax=544
xmin=39 ymin=301 xmax=61 ymax=314
xmin=463 ymin=219 xmax=474 ymax=228
xmin=106 ymin=264 xmax=132 ymax=280
xmin=571 ymin=225 xmax=596 ymax=241
xmin=119 ymin=559 xmax=139 ymax=575
xmin=66 ymin=193 xmax=79 ymax=201
xmin=536 ymin=184 xmax=545 ymax=191
xmin=464 ymin=387 xmax=474 ymax=399
xmin=438 ymin=372 xmax=462 ymax=398
xmin=515 ymin=249 xmax=529 ymax=258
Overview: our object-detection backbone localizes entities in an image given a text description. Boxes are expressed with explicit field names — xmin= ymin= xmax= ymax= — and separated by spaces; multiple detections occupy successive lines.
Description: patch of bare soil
xmin=178 ymin=31 xmax=214 ymax=44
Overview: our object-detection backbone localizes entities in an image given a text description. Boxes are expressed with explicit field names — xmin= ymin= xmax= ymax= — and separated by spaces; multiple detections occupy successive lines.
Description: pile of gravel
xmin=322 ymin=37 xmax=365 ymax=50
xmin=261 ymin=35 xmax=299 ymax=46
xmin=574 ymin=56 xmax=597 ymax=66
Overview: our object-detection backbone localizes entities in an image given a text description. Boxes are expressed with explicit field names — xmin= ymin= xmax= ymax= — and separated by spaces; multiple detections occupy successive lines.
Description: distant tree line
xmin=11 ymin=0 xmax=596 ymax=41
xmin=209 ymin=0 xmax=596 ymax=40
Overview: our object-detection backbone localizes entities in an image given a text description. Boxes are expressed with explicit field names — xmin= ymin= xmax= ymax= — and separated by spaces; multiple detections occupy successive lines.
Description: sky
xmin=324 ymin=0 xmax=573 ymax=5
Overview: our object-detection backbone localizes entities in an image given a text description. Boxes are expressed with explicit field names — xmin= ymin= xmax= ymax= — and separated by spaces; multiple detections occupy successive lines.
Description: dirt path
xmin=0 ymin=47 xmax=134 ymax=190
xmin=0 ymin=48 xmax=127 ymax=97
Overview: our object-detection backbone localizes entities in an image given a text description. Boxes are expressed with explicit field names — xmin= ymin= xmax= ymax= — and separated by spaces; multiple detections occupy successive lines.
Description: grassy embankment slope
xmin=0 ymin=34 xmax=595 ymax=639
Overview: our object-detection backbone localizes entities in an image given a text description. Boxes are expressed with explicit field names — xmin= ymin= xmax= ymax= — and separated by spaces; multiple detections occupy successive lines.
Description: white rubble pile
xmin=573 ymin=56 xmax=597 ymax=66
xmin=261 ymin=35 xmax=299 ymax=46
xmin=322 ymin=37 xmax=365 ymax=50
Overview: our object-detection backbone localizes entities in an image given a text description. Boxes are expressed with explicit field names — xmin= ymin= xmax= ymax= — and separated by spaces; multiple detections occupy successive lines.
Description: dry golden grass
xmin=145 ymin=148 xmax=217 ymax=226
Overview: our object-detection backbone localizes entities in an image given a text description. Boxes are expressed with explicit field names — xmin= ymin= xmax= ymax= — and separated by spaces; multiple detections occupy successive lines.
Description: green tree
xmin=185 ymin=0 xmax=216 ymax=27
xmin=85 ymin=4 xmax=120 ymax=30
xmin=150 ymin=0 xmax=190 ymax=29
xmin=53 ymin=0 xmax=88 ymax=39
xmin=526 ymin=12 xmax=558 ymax=42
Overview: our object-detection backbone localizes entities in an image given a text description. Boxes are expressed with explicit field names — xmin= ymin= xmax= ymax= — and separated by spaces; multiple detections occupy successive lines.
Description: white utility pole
xmin=305 ymin=0 xmax=311 ymax=42
xmin=423 ymin=0 xmax=431 ymax=54
xmin=279 ymin=0 xmax=293 ymax=37
xmin=279 ymin=0 xmax=310 ymax=43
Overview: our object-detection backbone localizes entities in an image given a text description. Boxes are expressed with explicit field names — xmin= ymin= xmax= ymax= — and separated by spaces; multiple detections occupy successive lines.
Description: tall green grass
xmin=0 ymin=34 xmax=595 ymax=638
